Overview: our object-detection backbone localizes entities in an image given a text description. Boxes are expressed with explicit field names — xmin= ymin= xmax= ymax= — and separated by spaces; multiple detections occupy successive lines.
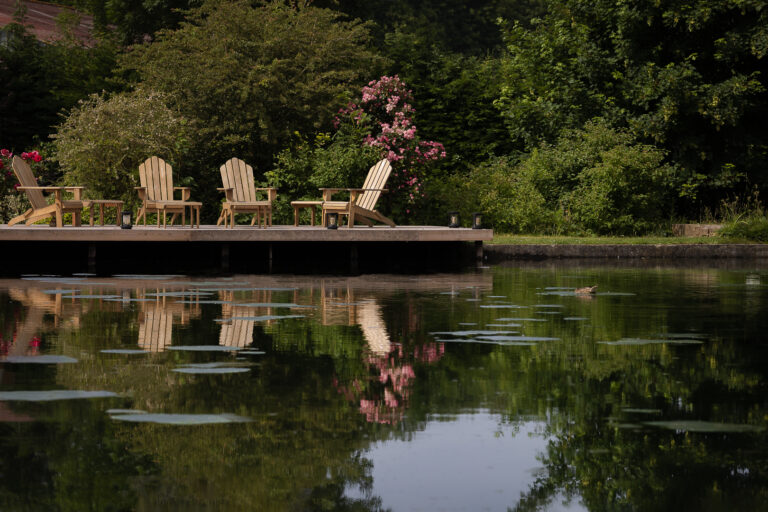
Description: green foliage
xmin=0 ymin=18 xmax=119 ymax=153
xmin=441 ymin=121 xmax=676 ymax=235
xmin=496 ymin=0 xmax=768 ymax=214
xmin=117 ymin=0 xmax=383 ymax=219
xmin=436 ymin=156 xmax=560 ymax=233
xmin=266 ymin=125 xmax=380 ymax=225
xmin=717 ymin=189 xmax=768 ymax=242
xmin=52 ymin=89 xmax=188 ymax=207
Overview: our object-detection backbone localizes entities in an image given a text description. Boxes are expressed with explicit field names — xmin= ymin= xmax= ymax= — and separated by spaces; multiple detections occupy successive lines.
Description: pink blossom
xmin=0 ymin=149 xmax=10 ymax=157
xmin=20 ymin=152 xmax=29 ymax=160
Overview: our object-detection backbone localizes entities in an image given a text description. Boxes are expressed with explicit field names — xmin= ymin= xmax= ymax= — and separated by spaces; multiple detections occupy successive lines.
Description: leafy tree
xmin=52 ymin=89 xmax=188 ymax=207
xmin=118 ymin=0 xmax=384 ymax=218
xmin=496 ymin=0 xmax=768 ymax=214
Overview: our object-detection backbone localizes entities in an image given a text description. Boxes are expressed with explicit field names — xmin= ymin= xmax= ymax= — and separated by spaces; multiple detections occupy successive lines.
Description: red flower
xmin=20 ymin=152 xmax=29 ymax=160
xmin=0 ymin=149 xmax=10 ymax=157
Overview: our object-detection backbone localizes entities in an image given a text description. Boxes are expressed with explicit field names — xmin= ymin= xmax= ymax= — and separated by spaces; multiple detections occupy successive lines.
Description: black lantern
xmin=448 ymin=212 xmax=460 ymax=228
xmin=472 ymin=212 xmax=483 ymax=229
xmin=326 ymin=212 xmax=339 ymax=230
xmin=121 ymin=210 xmax=132 ymax=229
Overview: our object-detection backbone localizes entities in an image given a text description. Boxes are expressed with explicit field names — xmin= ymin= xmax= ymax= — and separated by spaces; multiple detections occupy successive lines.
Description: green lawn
xmin=489 ymin=235 xmax=749 ymax=245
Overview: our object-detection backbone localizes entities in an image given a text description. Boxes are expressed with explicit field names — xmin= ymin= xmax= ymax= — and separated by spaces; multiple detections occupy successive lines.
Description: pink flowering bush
xmin=335 ymin=75 xmax=446 ymax=215
xmin=0 ymin=148 xmax=42 ymax=223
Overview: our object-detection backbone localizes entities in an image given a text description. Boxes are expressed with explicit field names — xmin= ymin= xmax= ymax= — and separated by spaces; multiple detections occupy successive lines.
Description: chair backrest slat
xmin=220 ymin=158 xmax=257 ymax=202
xmin=139 ymin=157 xmax=175 ymax=201
xmin=357 ymin=159 xmax=392 ymax=211
xmin=12 ymin=156 xmax=47 ymax=209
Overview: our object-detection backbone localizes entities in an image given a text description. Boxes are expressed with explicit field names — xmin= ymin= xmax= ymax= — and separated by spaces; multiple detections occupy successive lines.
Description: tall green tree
xmin=497 ymin=0 xmax=768 ymax=212
xmin=117 ymin=0 xmax=383 ymax=217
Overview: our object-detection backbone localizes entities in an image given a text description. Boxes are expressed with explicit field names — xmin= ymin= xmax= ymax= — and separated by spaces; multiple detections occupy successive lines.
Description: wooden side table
xmin=290 ymin=200 xmax=323 ymax=226
xmin=84 ymin=200 xmax=124 ymax=226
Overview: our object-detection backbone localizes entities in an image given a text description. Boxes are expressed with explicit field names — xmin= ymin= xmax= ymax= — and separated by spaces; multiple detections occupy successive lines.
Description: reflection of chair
xmin=137 ymin=304 xmax=173 ymax=352
xmin=135 ymin=156 xmax=193 ymax=226
xmin=218 ymin=314 xmax=255 ymax=348
xmin=8 ymin=156 xmax=85 ymax=227
xmin=320 ymin=159 xmax=395 ymax=228
xmin=320 ymin=281 xmax=356 ymax=326
xmin=358 ymin=301 xmax=391 ymax=356
xmin=217 ymin=158 xmax=277 ymax=228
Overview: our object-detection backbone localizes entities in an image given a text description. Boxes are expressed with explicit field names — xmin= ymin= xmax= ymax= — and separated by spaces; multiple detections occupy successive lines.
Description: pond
xmin=1 ymin=263 xmax=768 ymax=511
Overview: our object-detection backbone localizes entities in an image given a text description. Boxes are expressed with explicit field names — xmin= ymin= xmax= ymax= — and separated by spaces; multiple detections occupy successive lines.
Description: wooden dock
xmin=0 ymin=224 xmax=493 ymax=275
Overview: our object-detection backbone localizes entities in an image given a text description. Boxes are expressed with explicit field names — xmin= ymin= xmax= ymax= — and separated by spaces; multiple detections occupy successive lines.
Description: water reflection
xmin=1 ymin=266 xmax=768 ymax=510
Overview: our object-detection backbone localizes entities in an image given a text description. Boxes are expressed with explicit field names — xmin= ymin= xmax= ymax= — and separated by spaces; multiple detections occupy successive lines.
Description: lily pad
xmin=106 ymin=409 xmax=146 ymax=414
xmin=235 ymin=303 xmax=316 ymax=308
xmin=476 ymin=335 xmax=560 ymax=342
xmin=110 ymin=413 xmax=252 ymax=425
xmin=143 ymin=291 xmax=213 ymax=297
xmin=178 ymin=362 xmax=253 ymax=368
xmin=238 ymin=350 xmax=266 ymax=355
xmin=216 ymin=315 xmax=305 ymax=322
xmin=479 ymin=305 xmax=528 ymax=309
xmin=60 ymin=294 xmax=122 ymax=300
xmin=598 ymin=338 xmax=704 ymax=346
xmin=644 ymin=420 xmax=764 ymax=433
xmin=167 ymin=345 xmax=243 ymax=352
xmin=563 ymin=317 xmax=589 ymax=321
xmin=434 ymin=338 xmax=536 ymax=346
xmin=622 ymin=408 xmax=662 ymax=414
xmin=3 ymin=355 xmax=78 ymax=364
xmin=429 ymin=330 xmax=518 ymax=336
xmin=496 ymin=318 xmax=547 ymax=322
xmin=534 ymin=304 xmax=565 ymax=308
xmin=0 ymin=390 xmax=118 ymax=401
xmin=172 ymin=368 xmax=251 ymax=374
xmin=100 ymin=349 xmax=150 ymax=354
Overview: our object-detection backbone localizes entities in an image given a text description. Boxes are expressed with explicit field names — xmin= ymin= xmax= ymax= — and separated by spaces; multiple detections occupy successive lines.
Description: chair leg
xmin=8 ymin=209 xmax=32 ymax=227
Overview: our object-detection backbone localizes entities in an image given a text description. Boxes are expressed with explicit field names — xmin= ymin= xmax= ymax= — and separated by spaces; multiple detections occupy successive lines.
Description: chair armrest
xmin=217 ymin=187 xmax=236 ymax=201
xmin=18 ymin=186 xmax=84 ymax=200
xmin=254 ymin=187 xmax=277 ymax=201
xmin=134 ymin=187 xmax=147 ymax=201
xmin=174 ymin=187 xmax=191 ymax=201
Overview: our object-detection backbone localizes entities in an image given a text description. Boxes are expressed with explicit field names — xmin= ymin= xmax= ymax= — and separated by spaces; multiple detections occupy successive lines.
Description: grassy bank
xmin=489 ymin=235 xmax=746 ymax=245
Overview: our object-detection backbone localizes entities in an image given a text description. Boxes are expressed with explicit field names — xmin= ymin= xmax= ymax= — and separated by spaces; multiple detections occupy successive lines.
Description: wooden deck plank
xmin=0 ymin=225 xmax=493 ymax=243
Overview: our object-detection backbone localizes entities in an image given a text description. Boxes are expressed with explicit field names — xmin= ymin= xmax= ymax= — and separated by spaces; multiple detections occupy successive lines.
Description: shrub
xmin=52 ymin=89 xmax=188 ymax=208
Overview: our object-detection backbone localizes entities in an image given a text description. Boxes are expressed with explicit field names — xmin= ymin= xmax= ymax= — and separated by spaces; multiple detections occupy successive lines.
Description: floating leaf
xmin=173 ymin=368 xmax=251 ymax=374
xmin=215 ymin=315 xmax=305 ymax=322
xmin=479 ymin=305 xmax=528 ymax=309
xmin=598 ymin=338 xmax=703 ymax=346
xmin=106 ymin=409 xmax=146 ymax=414
xmin=622 ymin=408 xmax=662 ymax=414
xmin=110 ymin=413 xmax=252 ymax=425
xmin=167 ymin=345 xmax=242 ymax=352
xmin=477 ymin=335 xmax=560 ymax=342
xmin=100 ymin=349 xmax=150 ymax=354
xmin=430 ymin=330 xmax=518 ymax=336
xmin=644 ymin=420 xmax=764 ymax=433
xmin=563 ymin=317 xmax=589 ymax=321
xmin=3 ymin=355 xmax=78 ymax=364
xmin=0 ymin=390 xmax=118 ymax=401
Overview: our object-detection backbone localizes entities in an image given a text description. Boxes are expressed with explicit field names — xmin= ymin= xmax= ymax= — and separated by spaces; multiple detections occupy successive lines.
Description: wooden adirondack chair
xmin=216 ymin=157 xmax=276 ymax=228
xmin=8 ymin=156 xmax=85 ymax=227
xmin=135 ymin=156 xmax=193 ymax=226
xmin=320 ymin=159 xmax=396 ymax=228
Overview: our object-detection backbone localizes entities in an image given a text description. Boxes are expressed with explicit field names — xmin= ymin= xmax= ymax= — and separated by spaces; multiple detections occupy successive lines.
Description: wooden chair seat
xmin=8 ymin=157 xmax=85 ymax=227
xmin=135 ymin=157 xmax=196 ymax=227
xmin=217 ymin=158 xmax=276 ymax=228
xmin=318 ymin=159 xmax=396 ymax=228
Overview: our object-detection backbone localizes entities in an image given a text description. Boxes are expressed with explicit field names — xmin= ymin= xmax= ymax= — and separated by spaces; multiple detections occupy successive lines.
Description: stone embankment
xmin=484 ymin=244 xmax=768 ymax=262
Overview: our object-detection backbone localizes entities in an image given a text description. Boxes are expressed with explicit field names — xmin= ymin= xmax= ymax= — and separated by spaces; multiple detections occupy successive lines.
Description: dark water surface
xmin=1 ymin=264 xmax=768 ymax=511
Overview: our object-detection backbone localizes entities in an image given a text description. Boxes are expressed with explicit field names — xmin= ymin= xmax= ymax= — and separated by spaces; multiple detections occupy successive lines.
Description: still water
xmin=1 ymin=264 xmax=768 ymax=511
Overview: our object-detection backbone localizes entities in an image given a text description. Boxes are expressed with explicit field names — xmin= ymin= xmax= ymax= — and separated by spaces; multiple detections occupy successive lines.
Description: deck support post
xmin=221 ymin=243 xmax=230 ymax=273
xmin=350 ymin=243 xmax=359 ymax=274
xmin=475 ymin=241 xmax=484 ymax=266
xmin=87 ymin=243 xmax=96 ymax=274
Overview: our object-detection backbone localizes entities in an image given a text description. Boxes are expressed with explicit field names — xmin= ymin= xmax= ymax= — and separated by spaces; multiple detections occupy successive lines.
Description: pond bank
xmin=484 ymin=243 xmax=768 ymax=262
